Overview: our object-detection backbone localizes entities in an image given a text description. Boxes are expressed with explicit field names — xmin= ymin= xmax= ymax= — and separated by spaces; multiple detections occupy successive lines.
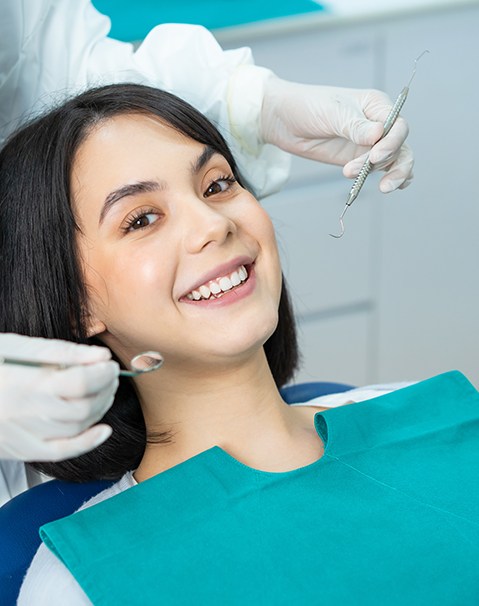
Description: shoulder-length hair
xmin=0 ymin=84 xmax=299 ymax=481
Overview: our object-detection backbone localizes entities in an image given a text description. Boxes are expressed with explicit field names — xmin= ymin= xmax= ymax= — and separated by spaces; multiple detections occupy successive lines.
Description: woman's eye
xmin=124 ymin=211 xmax=160 ymax=232
xmin=204 ymin=176 xmax=236 ymax=198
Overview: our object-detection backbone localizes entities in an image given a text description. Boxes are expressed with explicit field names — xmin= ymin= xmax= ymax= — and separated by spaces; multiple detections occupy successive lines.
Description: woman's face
xmin=72 ymin=113 xmax=282 ymax=371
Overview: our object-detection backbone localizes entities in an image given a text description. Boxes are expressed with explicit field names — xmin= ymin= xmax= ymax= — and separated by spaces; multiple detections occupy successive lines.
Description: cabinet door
xmin=263 ymin=180 xmax=377 ymax=385
xmin=262 ymin=179 xmax=377 ymax=318
xmin=295 ymin=311 xmax=372 ymax=386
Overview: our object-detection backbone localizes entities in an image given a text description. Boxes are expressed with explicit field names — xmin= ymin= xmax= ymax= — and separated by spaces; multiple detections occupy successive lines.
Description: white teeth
xmin=210 ymin=282 xmax=221 ymax=295
xmin=218 ymin=276 xmax=233 ymax=291
xmin=230 ymin=271 xmax=241 ymax=287
xmin=199 ymin=285 xmax=211 ymax=299
xmin=185 ymin=264 xmax=250 ymax=301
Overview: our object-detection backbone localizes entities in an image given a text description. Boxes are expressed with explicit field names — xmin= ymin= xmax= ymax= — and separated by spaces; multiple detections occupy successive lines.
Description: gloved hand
xmin=261 ymin=76 xmax=414 ymax=193
xmin=0 ymin=333 xmax=119 ymax=461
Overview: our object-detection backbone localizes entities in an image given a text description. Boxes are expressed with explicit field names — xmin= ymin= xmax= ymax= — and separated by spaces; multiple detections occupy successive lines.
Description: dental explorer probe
xmin=330 ymin=50 xmax=429 ymax=239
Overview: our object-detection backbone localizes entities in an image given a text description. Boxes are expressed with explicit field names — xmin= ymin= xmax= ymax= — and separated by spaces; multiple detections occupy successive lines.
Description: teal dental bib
xmin=40 ymin=371 xmax=479 ymax=605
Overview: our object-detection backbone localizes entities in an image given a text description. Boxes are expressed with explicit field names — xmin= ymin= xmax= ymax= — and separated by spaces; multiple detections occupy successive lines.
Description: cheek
xmin=254 ymin=206 xmax=282 ymax=286
xmin=81 ymin=242 xmax=173 ymax=323
xmin=239 ymin=196 xmax=276 ymax=241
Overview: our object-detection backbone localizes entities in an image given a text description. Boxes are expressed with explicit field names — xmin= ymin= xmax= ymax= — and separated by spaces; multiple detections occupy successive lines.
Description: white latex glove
xmin=0 ymin=333 xmax=119 ymax=461
xmin=261 ymin=76 xmax=414 ymax=193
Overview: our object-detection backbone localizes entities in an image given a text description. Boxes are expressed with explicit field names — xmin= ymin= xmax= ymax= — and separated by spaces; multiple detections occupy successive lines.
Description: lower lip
xmin=180 ymin=265 xmax=256 ymax=308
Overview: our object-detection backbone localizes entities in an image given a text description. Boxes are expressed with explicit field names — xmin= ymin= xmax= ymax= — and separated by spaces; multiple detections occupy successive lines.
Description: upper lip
xmin=178 ymin=255 xmax=254 ymax=300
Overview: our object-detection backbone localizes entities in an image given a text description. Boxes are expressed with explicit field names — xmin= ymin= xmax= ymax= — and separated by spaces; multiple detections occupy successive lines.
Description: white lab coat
xmin=0 ymin=0 xmax=290 ymax=198
xmin=0 ymin=460 xmax=46 ymax=507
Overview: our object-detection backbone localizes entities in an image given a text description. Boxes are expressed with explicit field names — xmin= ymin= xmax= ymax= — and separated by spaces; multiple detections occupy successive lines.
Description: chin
xmin=214 ymin=314 xmax=279 ymax=359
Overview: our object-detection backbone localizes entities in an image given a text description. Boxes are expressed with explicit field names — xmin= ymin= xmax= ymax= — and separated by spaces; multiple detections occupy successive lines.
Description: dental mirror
xmin=0 ymin=350 xmax=164 ymax=378
xmin=119 ymin=351 xmax=164 ymax=377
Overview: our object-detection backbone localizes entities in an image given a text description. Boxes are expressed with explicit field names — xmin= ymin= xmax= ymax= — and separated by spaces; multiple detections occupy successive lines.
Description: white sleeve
xmin=290 ymin=382 xmax=416 ymax=409
xmin=17 ymin=475 xmax=133 ymax=603
xmin=0 ymin=460 xmax=50 ymax=506
xmin=17 ymin=542 xmax=92 ymax=606
xmin=0 ymin=0 xmax=289 ymax=198
xmin=0 ymin=460 xmax=28 ymax=507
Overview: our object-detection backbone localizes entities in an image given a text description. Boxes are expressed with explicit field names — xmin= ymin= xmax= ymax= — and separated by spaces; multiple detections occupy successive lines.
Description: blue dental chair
xmin=0 ymin=380 xmax=353 ymax=604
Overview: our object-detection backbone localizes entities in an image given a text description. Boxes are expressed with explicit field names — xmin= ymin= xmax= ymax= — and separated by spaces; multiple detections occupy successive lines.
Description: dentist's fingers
xmin=343 ymin=143 xmax=414 ymax=193
xmin=39 ymin=360 xmax=120 ymax=399
xmin=378 ymin=145 xmax=415 ymax=193
xmin=0 ymin=334 xmax=118 ymax=461
xmin=2 ymin=421 xmax=113 ymax=462
xmin=343 ymin=118 xmax=410 ymax=176
xmin=14 ymin=407 xmax=111 ymax=439
xmin=33 ymin=383 xmax=117 ymax=428
xmin=368 ymin=117 xmax=409 ymax=167
xmin=39 ymin=340 xmax=113 ymax=365
xmin=41 ymin=424 xmax=113 ymax=461
xmin=0 ymin=333 xmax=112 ymax=365
xmin=45 ymin=384 xmax=118 ymax=425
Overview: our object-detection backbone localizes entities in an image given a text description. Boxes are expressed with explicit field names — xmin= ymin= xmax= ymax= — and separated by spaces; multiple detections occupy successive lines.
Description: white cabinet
xmin=217 ymin=3 xmax=479 ymax=387
xmin=261 ymin=180 xmax=376 ymax=317
xmin=296 ymin=311 xmax=372 ymax=386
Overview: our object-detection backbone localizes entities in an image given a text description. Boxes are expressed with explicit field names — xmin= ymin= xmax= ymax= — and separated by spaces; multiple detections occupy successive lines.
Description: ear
xmin=86 ymin=319 xmax=107 ymax=338
xmin=83 ymin=312 xmax=107 ymax=338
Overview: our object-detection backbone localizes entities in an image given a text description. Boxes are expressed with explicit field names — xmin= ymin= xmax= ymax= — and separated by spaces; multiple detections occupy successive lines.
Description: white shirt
xmin=18 ymin=384 xmax=408 ymax=605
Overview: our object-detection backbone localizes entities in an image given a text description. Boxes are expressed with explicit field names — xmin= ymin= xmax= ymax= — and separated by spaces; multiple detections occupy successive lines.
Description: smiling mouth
xmin=185 ymin=265 xmax=249 ymax=302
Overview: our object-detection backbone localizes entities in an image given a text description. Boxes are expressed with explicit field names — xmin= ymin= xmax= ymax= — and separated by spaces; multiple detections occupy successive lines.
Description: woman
xmin=1 ymin=0 xmax=416 ymax=517
xmin=1 ymin=85 xmax=478 ymax=604
xmin=1 ymin=0 xmax=414 ymax=491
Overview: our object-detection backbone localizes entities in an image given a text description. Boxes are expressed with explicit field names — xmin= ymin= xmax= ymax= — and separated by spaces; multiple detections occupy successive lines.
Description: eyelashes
xmin=121 ymin=174 xmax=237 ymax=234
xmin=203 ymin=174 xmax=236 ymax=197
xmin=122 ymin=207 xmax=161 ymax=233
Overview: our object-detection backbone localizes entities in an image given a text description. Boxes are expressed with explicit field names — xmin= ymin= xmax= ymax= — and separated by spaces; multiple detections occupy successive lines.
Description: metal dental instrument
xmin=330 ymin=50 xmax=429 ymax=239
xmin=0 ymin=350 xmax=164 ymax=377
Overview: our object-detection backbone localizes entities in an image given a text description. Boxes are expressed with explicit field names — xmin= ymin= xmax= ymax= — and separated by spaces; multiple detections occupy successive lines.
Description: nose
xmin=182 ymin=196 xmax=236 ymax=254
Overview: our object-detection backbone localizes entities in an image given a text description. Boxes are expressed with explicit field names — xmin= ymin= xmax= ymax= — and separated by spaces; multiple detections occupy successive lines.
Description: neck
xmin=132 ymin=349 xmax=321 ymax=480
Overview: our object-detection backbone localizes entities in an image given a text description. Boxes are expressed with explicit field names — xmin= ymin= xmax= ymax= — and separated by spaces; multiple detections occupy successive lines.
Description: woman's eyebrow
xmin=192 ymin=145 xmax=218 ymax=174
xmin=99 ymin=146 xmax=219 ymax=225
xmin=99 ymin=180 xmax=166 ymax=225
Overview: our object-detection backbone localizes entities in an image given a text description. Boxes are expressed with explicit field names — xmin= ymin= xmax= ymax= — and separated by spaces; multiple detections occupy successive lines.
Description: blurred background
xmin=93 ymin=0 xmax=479 ymax=387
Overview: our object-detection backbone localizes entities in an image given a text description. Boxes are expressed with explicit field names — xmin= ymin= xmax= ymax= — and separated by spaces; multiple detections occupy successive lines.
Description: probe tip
xmin=329 ymin=217 xmax=345 ymax=239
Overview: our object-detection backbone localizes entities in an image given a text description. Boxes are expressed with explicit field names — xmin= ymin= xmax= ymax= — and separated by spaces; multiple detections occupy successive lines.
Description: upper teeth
xmin=186 ymin=265 xmax=248 ymax=301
